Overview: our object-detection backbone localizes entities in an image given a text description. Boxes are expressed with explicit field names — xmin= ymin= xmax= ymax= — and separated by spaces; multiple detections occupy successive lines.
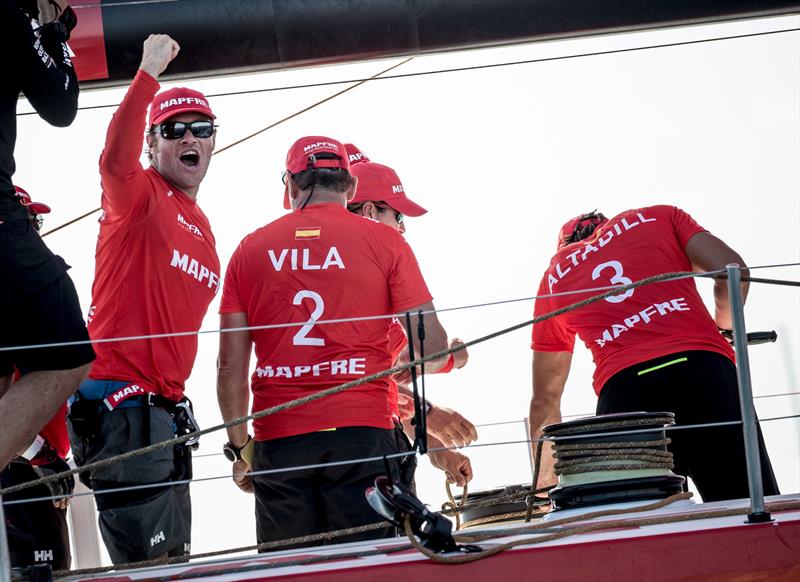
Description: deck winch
xmin=545 ymin=412 xmax=685 ymax=510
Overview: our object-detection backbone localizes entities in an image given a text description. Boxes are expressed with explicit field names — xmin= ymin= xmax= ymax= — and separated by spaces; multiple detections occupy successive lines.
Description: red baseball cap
xmin=148 ymin=87 xmax=216 ymax=127
xmin=350 ymin=162 xmax=427 ymax=217
xmin=557 ymin=212 xmax=607 ymax=249
xmin=14 ymin=186 xmax=51 ymax=214
xmin=283 ymin=136 xmax=350 ymax=209
xmin=343 ymin=143 xmax=370 ymax=166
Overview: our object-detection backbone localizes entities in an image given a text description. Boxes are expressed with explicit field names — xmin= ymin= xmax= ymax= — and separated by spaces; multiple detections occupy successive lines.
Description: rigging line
xmin=745 ymin=276 xmax=800 ymax=287
xmin=54 ymin=521 xmax=405 ymax=578
xmin=19 ymin=26 xmax=800 ymax=118
xmin=748 ymin=261 xmax=800 ymax=270
xmin=0 ymin=269 xmax=724 ymax=353
xmin=13 ymin=262 xmax=791 ymax=354
xmin=434 ymin=398 xmax=799 ymax=430
xmin=755 ymin=391 xmax=800 ymax=399
xmin=212 ymin=56 xmax=414 ymax=156
xmin=6 ymin=415 xmax=790 ymax=507
xmin=9 ymin=414 xmax=799 ymax=505
xmin=0 ymin=269 xmax=769 ymax=495
xmin=38 ymin=56 xmax=414 ymax=238
xmin=7 ymin=411 xmax=790 ymax=501
xmin=72 ymin=0 xmax=178 ymax=7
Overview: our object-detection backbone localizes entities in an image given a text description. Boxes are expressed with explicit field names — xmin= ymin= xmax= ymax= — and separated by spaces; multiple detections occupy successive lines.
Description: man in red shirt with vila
xmin=217 ymin=136 xmax=449 ymax=546
xmin=67 ymin=34 xmax=220 ymax=564
xmin=529 ymin=206 xmax=779 ymax=502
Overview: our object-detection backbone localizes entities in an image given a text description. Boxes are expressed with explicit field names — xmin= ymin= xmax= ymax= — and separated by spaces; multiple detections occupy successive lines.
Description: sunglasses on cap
xmin=29 ymin=213 xmax=43 ymax=232
xmin=151 ymin=120 xmax=216 ymax=140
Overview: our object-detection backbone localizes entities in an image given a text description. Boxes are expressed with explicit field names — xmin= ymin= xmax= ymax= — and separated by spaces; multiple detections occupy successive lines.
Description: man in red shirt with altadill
xmin=529 ymin=206 xmax=779 ymax=502
xmin=67 ymin=34 xmax=220 ymax=564
xmin=217 ymin=136 xmax=450 ymax=547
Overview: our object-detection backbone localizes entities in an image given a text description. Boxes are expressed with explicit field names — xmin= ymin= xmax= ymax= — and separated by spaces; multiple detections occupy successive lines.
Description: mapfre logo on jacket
xmin=170 ymin=249 xmax=220 ymax=291
xmin=177 ymin=213 xmax=204 ymax=238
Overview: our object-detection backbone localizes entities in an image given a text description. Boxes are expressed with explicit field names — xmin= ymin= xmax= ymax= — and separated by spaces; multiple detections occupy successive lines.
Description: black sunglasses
xmin=152 ymin=120 xmax=216 ymax=140
xmin=374 ymin=204 xmax=404 ymax=225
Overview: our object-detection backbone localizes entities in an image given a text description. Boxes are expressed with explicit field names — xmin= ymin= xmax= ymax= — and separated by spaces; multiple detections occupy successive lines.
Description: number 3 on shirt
xmin=293 ymin=290 xmax=325 ymax=346
xmin=592 ymin=260 xmax=634 ymax=304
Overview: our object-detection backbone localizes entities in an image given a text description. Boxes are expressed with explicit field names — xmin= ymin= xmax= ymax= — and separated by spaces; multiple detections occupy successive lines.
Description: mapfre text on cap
xmin=160 ymin=97 xmax=209 ymax=110
xmin=303 ymin=141 xmax=339 ymax=153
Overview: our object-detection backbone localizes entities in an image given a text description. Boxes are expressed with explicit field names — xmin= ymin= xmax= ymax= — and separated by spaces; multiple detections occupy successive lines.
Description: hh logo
xmin=34 ymin=550 xmax=54 ymax=562
xmin=150 ymin=531 xmax=166 ymax=547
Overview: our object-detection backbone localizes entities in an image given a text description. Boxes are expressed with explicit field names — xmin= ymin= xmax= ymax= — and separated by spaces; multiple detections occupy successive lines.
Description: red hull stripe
xmin=238 ymin=520 xmax=800 ymax=582
xmin=72 ymin=0 xmax=108 ymax=82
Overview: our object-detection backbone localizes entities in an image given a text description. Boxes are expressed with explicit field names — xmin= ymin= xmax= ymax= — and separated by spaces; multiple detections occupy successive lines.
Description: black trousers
xmin=0 ymin=191 xmax=94 ymax=376
xmin=1 ymin=460 xmax=70 ymax=571
xmin=597 ymin=350 xmax=779 ymax=502
xmin=252 ymin=426 xmax=401 ymax=549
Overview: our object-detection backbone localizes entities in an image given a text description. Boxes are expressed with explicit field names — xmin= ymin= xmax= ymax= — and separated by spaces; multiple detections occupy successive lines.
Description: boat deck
xmin=60 ymin=493 xmax=800 ymax=581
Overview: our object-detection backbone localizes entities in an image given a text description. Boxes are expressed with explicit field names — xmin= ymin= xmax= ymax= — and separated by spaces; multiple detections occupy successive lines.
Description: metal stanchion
xmin=0 ymin=492 xmax=11 ymax=582
xmin=524 ymin=417 xmax=536 ymax=483
xmin=726 ymin=263 xmax=772 ymax=523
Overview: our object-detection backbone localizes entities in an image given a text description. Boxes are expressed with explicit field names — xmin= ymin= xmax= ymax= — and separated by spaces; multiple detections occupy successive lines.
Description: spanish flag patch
xmin=295 ymin=226 xmax=321 ymax=240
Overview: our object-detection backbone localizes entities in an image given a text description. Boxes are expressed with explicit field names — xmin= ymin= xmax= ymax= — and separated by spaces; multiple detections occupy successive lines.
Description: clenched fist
xmin=139 ymin=34 xmax=180 ymax=79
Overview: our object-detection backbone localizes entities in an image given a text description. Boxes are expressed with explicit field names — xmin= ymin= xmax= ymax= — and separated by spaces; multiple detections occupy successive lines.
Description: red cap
xmin=148 ymin=87 xmax=216 ymax=127
xmin=350 ymin=162 xmax=427 ymax=217
xmin=343 ymin=143 xmax=370 ymax=166
xmin=14 ymin=186 xmax=51 ymax=214
xmin=283 ymin=136 xmax=350 ymax=209
xmin=557 ymin=212 xmax=607 ymax=249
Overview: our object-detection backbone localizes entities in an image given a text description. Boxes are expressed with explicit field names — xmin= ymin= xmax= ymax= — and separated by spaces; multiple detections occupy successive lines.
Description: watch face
xmin=222 ymin=444 xmax=237 ymax=462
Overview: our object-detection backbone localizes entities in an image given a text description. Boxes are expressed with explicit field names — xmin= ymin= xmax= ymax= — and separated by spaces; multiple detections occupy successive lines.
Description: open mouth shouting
xmin=180 ymin=150 xmax=200 ymax=168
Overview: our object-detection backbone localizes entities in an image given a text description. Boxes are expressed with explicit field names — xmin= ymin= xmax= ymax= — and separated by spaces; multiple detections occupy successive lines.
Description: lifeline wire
xmin=0 ymin=269 xmax=725 ymax=353
xmin=0 ymin=267 xmax=793 ymax=495
xmin=18 ymin=26 xmax=800 ymax=117
xmin=3 ymin=265 xmax=798 ymax=354
xmin=5 ymin=415 xmax=798 ymax=505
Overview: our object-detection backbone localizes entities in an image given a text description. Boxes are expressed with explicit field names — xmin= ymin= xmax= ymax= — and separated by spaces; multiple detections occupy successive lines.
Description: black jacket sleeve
xmin=12 ymin=3 xmax=79 ymax=127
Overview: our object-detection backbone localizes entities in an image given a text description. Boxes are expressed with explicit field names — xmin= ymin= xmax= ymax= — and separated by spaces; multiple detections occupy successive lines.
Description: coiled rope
xmin=548 ymin=416 xmax=675 ymax=475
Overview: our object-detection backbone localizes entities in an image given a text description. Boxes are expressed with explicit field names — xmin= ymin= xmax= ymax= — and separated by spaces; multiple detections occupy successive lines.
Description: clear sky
xmin=14 ymin=14 xmax=800 ymax=564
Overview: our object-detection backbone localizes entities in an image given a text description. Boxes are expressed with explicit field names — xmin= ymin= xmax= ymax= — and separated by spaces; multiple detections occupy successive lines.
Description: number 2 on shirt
xmin=592 ymin=260 xmax=634 ymax=304
xmin=292 ymin=290 xmax=325 ymax=346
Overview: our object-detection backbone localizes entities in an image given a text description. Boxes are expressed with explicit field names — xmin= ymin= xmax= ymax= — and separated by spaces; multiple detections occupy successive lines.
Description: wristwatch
xmin=223 ymin=435 xmax=252 ymax=462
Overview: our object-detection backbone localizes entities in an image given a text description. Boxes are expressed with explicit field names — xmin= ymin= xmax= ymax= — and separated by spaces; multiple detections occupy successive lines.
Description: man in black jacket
xmin=0 ymin=0 xmax=95 ymax=468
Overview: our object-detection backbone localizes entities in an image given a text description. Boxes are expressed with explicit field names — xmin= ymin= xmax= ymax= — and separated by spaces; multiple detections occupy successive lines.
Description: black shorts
xmin=68 ymin=399 xmax=192 ymax=564
xmin=1 ymin=459 xmax=71 ymax=571
xmin=597 ymin=350 xmax=779 ymax=502
xmin=0 ymin=192 xmax=95 ymax=376
xmin=252 ymin=426 xmax=401 ymax=549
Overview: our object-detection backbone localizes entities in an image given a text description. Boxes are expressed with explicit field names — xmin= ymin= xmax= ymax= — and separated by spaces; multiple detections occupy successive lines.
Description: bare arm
xmin=403 ymin=300 xmax=448 ymax=363
xmin=685 ymin=231 xmax=748 ymax=330
xmin=529 ymin=350 xmax=572 ymax=490
xmin=392 ymin=301 xmax=449 ymax=385
xmin=217 ymin=312 xmax=252 ymax=449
